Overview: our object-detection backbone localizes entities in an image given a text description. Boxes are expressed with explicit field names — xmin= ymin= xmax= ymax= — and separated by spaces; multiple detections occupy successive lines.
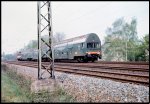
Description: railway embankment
xmin=2 ymin=62 xmax=149 ymax=102
xmin=1 ymin=63 xmax=75 ymax=102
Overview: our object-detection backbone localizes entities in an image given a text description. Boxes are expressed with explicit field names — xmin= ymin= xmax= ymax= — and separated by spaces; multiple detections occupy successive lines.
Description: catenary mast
xmin=37 ymin=1 xmax=54 ymax=79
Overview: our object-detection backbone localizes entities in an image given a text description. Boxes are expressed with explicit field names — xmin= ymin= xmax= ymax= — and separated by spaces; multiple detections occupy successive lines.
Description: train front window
xmin=87 ymin=42 xmax=100 ymax=48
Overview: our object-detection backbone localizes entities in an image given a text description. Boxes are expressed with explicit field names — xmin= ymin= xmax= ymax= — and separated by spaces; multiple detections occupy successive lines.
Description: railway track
xmin=48 ymin=59 xmax=149 ymax=65
xmin=3 ymin=61 xmax=149 ymax=86
xmin=96 ymin=61 xmax=149 ymax=65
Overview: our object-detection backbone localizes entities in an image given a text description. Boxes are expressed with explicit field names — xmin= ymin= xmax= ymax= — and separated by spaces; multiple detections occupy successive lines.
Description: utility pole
xmin=37 ymin=1 xmax=55 ymax=79
xmin=126 ymin=36 xmax=129 ymax=62
xmin=126 ymin=41 xmax=127 ymax=61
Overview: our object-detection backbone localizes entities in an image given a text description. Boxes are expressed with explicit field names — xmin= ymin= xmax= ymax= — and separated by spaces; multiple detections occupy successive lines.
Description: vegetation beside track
xmin=1 ymin=64 xmax=75 ymax=102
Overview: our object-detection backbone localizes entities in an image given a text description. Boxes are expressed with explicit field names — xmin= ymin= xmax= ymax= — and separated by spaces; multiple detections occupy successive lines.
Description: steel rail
xmin=3 ymin=61 xmax=149 ymax=86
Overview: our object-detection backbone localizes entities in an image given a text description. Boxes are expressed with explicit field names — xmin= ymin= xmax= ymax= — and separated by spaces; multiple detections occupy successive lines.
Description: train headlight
xmin=97 ymin=52 xmax=100 ymax=54
xmin=86 ymin=52 xmax=100 ymax=54
xmin=86 ymin=52 xmax=90 ymax=54
xmin=17 ymin=56 xmax=21 ymax=58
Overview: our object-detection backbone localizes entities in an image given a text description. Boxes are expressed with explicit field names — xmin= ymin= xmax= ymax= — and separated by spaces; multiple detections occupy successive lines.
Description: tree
xmin=123 ymin=18 xmax=138 ymax=61
xmin=144 ymin=34 xmax=149 ymax=61
xmin=143 ymin=34 xmax=149 ymax=51
xmin=2 ymin=52 xmax=5 ymax=61
xmin=25 ymin=40 xmax=38 ymax=49
xmin=103 ymin=17 xmax=138 ymax=61
xmin=134 ymin=34 xmax=149 ymax=61
xmin=53 ymin=32 xmax=66 ymax=43
xmin=3 ymin=54 xmax=16 ymax=61
xmin=17 ymin=32 xmax=66 ymax=58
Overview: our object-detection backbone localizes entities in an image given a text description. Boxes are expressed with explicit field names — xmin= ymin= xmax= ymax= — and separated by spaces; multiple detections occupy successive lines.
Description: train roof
xmin=54 ymin=33 xmax=98 ymax=47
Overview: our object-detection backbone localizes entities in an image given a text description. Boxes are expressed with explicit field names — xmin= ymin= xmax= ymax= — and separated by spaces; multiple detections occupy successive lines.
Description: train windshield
xmin=87 ymin=42 xmax=100 ymax=48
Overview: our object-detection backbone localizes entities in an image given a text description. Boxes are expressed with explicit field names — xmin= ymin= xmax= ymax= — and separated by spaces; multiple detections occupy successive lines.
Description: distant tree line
xmin=23 ymin=32 xmax=66 ymax=50
xmin=2 ymin=32 xmax=66 ymax=61
xmin=2 ymin=53 xmax=17 ymax=61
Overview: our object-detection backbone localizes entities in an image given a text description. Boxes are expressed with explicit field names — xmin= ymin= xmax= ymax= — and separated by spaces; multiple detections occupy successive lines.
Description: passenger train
xmin=17 ymin=33 xmax=102 ymax=62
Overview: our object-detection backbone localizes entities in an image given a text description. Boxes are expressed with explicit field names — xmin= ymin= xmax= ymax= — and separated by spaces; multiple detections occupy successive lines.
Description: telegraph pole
xmin=125 ymin=36 xmax=129 ymax=62
xmin=126 ymin=41 xmax=127 ymax=61
xmin=37 ymin=1 xmax=55 ymax=79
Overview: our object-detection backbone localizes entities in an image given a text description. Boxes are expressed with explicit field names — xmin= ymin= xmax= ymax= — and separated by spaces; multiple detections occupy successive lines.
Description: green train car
xmin=17 ymin=33 xmax=102 ymax=62
xmin=54 ymin=33 xmax=102 ymax=62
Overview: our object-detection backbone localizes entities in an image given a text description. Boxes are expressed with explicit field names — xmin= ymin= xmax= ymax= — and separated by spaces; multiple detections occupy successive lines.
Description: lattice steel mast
xmin=37 ymin=1 xmax=54 ymax=79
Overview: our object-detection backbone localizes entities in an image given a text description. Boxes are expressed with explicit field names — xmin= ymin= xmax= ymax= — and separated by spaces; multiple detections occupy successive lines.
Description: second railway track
xmin=3 ymin=61 xmax=149 ymax=86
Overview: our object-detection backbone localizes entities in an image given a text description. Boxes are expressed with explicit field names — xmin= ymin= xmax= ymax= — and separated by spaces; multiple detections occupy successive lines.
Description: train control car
xmin=54 ymin=33 xmax=102 ymax=62
xmin=16 ymin=52 xmax=22 ymax=61
xmin=17 ymin=49 xmax=38 ymax=61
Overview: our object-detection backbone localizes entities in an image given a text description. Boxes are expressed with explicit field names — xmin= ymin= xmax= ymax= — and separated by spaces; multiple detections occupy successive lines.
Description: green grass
xmin=31 ymin=88 xmax=75 ymax=102
xmin=1 ymin=64 xmax=75 ymax=102
xmin=1 ymin=70 xmax=31 ymax=102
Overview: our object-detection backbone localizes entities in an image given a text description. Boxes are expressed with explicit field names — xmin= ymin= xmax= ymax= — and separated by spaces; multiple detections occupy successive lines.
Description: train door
xmin=67 ymin=42 xmax=73 ymax=59
xmin=67 ymin=47 xmax=73 ymax=59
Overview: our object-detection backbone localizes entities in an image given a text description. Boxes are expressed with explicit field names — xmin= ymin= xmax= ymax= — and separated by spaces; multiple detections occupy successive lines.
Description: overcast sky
xmin=2 ymin=1 xmax=149 ymax=54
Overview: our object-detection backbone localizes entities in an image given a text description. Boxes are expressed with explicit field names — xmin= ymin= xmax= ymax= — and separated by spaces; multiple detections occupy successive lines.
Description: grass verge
xmin=1 ymin=64 xmax=75 ymax=102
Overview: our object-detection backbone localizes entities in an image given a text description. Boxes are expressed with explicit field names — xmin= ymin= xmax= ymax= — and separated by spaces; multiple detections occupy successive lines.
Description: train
xmin=17 ymin=49 xmax=38 ymax=61
xmin=17 ymin=33 xmax=102 ymax=62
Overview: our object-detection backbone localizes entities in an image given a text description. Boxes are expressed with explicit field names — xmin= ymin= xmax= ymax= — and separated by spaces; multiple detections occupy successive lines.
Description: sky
xmin=2 ymin=1 xmax=149 ymax=54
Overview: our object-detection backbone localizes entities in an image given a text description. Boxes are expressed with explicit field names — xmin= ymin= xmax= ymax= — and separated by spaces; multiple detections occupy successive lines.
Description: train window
xmin=87 ymin=43 xmax=93 ymax=48
xmin=81 ymin=43 xmax=84 ymax=48
xmin=87 ymin=43 xmax=100 ymax=48
xmin=78 ymin=45 xmax=80 ymax=49
xmin=96 ymin=43 xmax=100 ymax=48
xmin=93 ymin=43 xmax=95 ymax=48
